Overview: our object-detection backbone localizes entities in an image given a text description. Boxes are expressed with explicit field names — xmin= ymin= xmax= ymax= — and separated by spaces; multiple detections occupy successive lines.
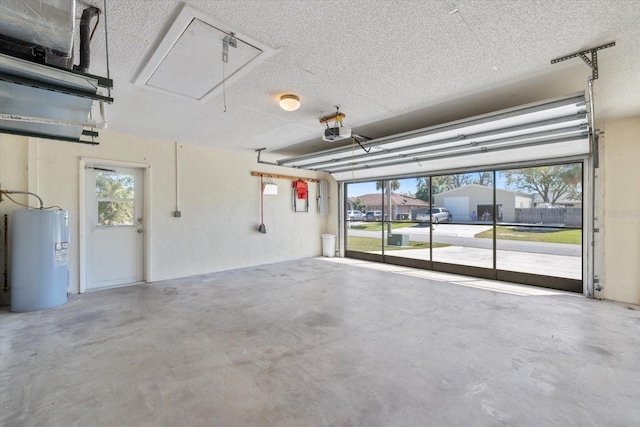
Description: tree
xmin=96 ymin=172 xmax=135 ymax=225
xmin=431 ymin=174 xmax=471 ymax=195
xmin=415 ymin=177 xmax=429 ymax=202
xmin=375 ymin=180 xmax=400 ymax=192
xmin=472 ymin=171 xmax=493 ymax=187
xmin=451 ymin=174 xmax=472 ymax=189
xmin=373 ymin=180 xmax=400 ymax=234
xmin=353 ymin=197 xmax=366 ymax=212
xmin=562 ymin=166 xmax=583 ymax=201
xmin=566 ymin=183 xmax=583 ymax=202
xmin=416 ymin=174 xmax=478 ymax=203
xmin=504 ymin=165 xmax=581 ymax=204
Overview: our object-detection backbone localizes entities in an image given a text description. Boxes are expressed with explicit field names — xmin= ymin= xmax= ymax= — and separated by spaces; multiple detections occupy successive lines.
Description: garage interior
xmin=1 ymin=1 xmax=639 ymax=425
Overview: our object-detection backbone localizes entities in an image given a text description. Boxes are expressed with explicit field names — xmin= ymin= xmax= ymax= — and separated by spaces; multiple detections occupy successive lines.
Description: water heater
xmin=11 ymin=209 xmax=69 ymax=312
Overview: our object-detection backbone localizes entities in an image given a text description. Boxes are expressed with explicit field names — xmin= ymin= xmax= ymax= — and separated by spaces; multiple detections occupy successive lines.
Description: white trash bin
xmin=321 ymin=234 xmax=336 ymax=257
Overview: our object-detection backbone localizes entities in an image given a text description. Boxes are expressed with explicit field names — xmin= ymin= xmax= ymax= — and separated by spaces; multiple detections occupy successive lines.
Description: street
xmin=347 ymin=224 xmax=581 ymax=256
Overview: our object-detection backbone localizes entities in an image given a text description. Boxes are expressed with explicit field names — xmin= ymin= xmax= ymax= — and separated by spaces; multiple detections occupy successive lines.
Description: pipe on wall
xmin=0 ymin=190 xmax=44 ymax=209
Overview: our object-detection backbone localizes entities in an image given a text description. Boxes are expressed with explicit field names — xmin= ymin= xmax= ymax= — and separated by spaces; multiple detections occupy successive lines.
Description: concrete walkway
xmin=385 ymin=246 xmax=581 ymax=279
xmin=347 ymin=224 xmax=582 ymax=279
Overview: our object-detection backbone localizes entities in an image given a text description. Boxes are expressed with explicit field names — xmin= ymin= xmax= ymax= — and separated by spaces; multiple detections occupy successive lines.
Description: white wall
xmin=0 ymin=132 xmax=337 ymax=298
xmin=602 ymin=116 xmax=640 ymax=305
xmin=3 ymin=116 xmax=639 ymax=305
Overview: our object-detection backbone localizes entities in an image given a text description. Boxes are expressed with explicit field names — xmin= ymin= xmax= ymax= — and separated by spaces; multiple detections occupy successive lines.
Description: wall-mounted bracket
xmin=255 ymin=147 xmax=279 ymax=166
xmin=251 ymin=171 xmax=319 ymax=183
xmin=551 ymin=42 xmax=615 ymax=79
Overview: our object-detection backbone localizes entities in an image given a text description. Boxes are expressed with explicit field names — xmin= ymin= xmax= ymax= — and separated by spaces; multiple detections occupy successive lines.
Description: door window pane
xmin=96 ymin=172 xmax=136 ymax=227
xmin=96 ymin=172 xmax=134 ymax=199
xmin=98 ymin=201 xmax=134 ymax=226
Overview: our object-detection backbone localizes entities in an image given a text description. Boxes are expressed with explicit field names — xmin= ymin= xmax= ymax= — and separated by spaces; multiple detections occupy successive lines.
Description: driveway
xmin=347 ymin=224 xmax=582 ymax=257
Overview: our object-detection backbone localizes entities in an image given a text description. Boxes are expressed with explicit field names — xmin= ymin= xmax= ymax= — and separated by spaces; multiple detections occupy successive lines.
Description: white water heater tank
xmin=10 ymin=209 xmax=69 ymax=312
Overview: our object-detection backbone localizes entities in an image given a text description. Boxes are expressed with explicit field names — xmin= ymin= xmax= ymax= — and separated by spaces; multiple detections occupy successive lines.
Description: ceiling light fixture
xmin=279 ymin=94 xmax=300 ymax=111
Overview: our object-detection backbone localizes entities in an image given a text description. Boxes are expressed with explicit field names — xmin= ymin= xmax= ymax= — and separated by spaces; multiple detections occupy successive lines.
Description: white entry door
xmin=86 ymin=166 xmax=144 ymax=290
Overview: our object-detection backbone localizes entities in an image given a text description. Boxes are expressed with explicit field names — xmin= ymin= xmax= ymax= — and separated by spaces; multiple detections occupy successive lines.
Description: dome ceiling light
xmin=279 ymin=94 xmax=300 ymax=111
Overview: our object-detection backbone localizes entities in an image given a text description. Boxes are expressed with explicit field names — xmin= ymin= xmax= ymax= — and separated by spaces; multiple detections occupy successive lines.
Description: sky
xmin=345 ymin=173 xmax=508 ymax=198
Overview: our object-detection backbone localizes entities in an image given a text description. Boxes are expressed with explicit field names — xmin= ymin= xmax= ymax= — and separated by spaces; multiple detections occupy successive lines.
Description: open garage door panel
xmin=289 ymin=93 xmax=589 ymax=293
xmin=279 ymin=93 xmax=589 ymax=181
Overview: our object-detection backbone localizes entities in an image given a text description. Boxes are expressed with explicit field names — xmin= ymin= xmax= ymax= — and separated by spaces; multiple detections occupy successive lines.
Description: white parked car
xmin=347 ymin=210 xmax=364 ymax=220
xmin=416 ymin=207 xmax=453 ymax=224
xmin=365 ymin=210 xmax=385 ymax=221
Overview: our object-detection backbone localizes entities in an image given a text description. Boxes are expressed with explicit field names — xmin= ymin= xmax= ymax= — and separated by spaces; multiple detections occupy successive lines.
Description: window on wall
xmin=345 ymin=180 xmax=384 ymax=255
xmin=382 ymin=177 xmax=434 ymax=263
xmin=96 ymin=172 xmax=135 ymax=226
xmin=430 ymin=172 xmax=494 ymax=269
xmin=495 ymin=163 xmax=583 ymax=280
xmin=343 ymin=161 xmax=584 ymax=292
xmin=344 ymin=178 xmax=436 ymax=260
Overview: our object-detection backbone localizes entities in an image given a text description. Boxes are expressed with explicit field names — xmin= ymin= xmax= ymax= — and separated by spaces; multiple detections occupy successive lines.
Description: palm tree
xmin=375 ymin=180 xmax=400 ymax=234
xmin=375 ymin=180 xmax=400 ymax=192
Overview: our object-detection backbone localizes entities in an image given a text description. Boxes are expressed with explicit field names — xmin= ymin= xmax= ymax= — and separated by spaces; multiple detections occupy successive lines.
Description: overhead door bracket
xmin=551 ymin=42 xmax=615 ymax=79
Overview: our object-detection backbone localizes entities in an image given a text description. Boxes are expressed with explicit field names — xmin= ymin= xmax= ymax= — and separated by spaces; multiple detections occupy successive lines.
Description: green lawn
xmin=347 ymin=236 xmax=449 ymax=252
xmin=475 ymin=226 xmax=582 ymax=244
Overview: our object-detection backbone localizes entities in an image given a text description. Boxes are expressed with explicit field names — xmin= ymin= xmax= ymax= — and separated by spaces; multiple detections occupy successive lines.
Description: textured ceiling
xmin=80 ymin=0 xmax=640 ymax=156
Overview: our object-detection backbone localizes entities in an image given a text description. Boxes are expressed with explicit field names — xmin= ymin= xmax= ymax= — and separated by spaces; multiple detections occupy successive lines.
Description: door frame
xmin=79 ymin=157 xmax=151 ymax=293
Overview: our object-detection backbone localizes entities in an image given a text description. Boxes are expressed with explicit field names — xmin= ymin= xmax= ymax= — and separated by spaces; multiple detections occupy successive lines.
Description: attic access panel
xmin=278 ymin=93 xmax=590 ymax=181
xmin=133 ymin=4 xmax=275 ymax=101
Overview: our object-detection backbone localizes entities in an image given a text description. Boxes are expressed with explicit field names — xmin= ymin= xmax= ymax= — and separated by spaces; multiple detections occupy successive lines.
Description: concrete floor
xmin=1 ymin=258 xmax=639 ymax=426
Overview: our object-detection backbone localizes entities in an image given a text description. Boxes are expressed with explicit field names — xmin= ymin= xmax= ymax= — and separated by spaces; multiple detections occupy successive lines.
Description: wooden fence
xmin=514 ymin=208 xmax=582 ymax=227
